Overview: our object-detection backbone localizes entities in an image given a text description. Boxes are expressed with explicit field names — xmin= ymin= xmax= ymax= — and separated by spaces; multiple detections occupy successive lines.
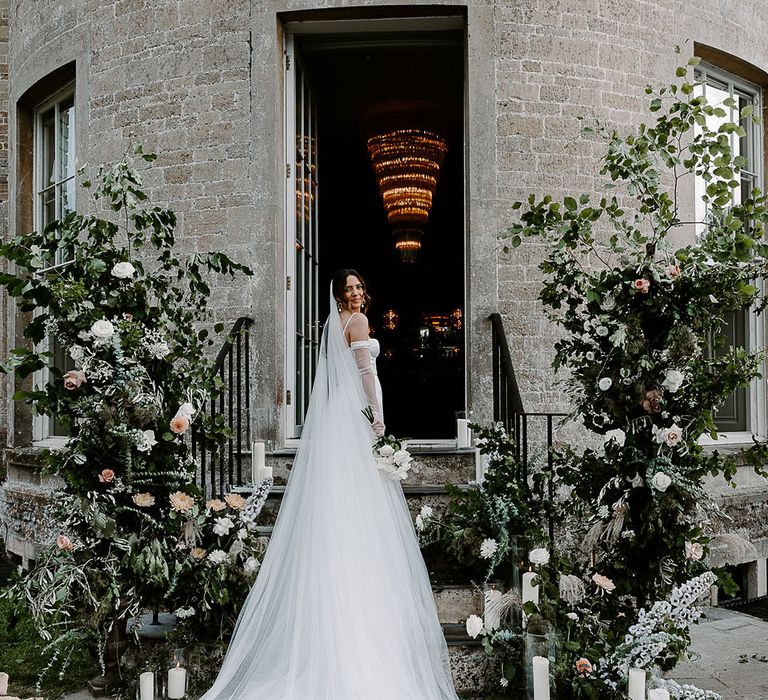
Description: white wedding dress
xmin=201 ymin=287 xmax=458 ymax=700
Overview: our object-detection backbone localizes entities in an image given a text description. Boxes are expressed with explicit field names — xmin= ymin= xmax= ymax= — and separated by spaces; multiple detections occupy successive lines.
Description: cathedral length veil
xmin=201 ymin=284 xmax=458 ymax=700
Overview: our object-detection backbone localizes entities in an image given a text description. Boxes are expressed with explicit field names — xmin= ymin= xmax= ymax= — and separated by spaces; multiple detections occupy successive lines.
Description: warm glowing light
xmin=393 ymin=229 xmax=423 ymax=263
xmin=382 ymin=309 xmax=399 ymax=331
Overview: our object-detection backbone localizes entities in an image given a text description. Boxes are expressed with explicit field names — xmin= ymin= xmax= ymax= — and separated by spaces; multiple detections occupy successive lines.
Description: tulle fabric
xmin=200 ymin=286 xmax=458 ymax=700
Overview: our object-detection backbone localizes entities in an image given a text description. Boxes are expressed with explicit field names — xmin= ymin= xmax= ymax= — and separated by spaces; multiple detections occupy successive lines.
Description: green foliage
xmin=0 ymin=147 xmax=260 ymax=677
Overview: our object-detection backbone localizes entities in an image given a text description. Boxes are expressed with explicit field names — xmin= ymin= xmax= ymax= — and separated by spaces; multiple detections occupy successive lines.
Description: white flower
xmin=243 ymin=556 xmax=260 ymax=574
xmin=685 ymin=541 xmax=704 ymax=561
xmin=207 ymin=549 xmax=227 ymax=565
xmin=415 ymin=515 xmax=425 ymax=531
xmin=111 ymin=261 xmax=136 ymax=279
xmin=592 ymin=573 xmax=616 ymax=594
xmin=709 ymin=294 xmax=719 ymax=304
xmin=174 ymin=606 xmax=196 ymax=619
xmin=480 ymin=538 xmax=498 ymax=559
xmin=392 ymin=449 xmax=412 ymax=467
xmin=136 ymin=429 xmax=157 ymax=453
xmin=465 ymin=614 xmax=484 ymax=639
xmin=150 ymin=341 xmax=171 ymax=359
xmin=604 ymin=429 xmax=626 ymax=447
xmin=499 ymin=678 xmax=509 ymax=688
xmin=596 ymin=325 xmax=609 ymax=337
xmin=602 ymin=295 xmax=616 ymax=311
xmin=566 ymin=612 xmax=579 ymax=621
xmin=598 ymin=377 xmax=612 ymax=391
xmin=529 ymin=547 xmax=550 ymax=565
xmin=90 ymin=319 xmax=115 ymax=340
xmin=378 ymin=444 xmax=395 ymax=458
xmin=610 ymin=326 xmax=627 ymax=348
xmin=236 ymin=528 xmax=248 ymax=540
xmin=651 ymin=472 xmax=672 ymax=492
xmin=586 ymin=351 xmax=595 ymax=361
xmin=653 ymin=423 xmax=683 ymax=447
xmin=213 ymin=517 xmax=235 ymax=536
xmin=69 ymin=344 xmax=85 ymax=363
xmin=662 ymin=369 xmax=685 ymax=393
xmin=420 ymin=505 xmax=433 ymax=519
xmin=176 ymin=402 xmax=196 ymax=420
xmin=629 ymin=473 xmax=643 ymax=488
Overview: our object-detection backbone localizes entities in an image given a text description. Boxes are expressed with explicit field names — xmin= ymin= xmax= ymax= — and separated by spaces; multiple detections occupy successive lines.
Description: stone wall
xmin=1 ymin=0 xmax=768 ymax=587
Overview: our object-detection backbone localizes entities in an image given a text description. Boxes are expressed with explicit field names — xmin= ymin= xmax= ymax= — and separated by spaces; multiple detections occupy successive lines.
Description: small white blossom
xmin=598 ymin=377 xmax=612 ymax=391
xmin=419 ymin=505 xmax=433 ymax=519
xmin=499 ymin=678 xmax=509 ymax=688
xmin=602 ymin=295 xmax=616 ymax=310
xmin=136 ymin=429 xmax=157 ymax=453
xmin=651 ymin=472 xmax=672 ymax=492
xmin=213 ymin=517 xmax=235 ymax=537
xmin=567 ymin=612 xmax=579 ymax=621
xmin=596 ymin=325 xmax=609 ymax=337
xmin=174 ymin=606 xmax=196 ymax=619
xmin=243 ymin=556 xmax=260 ymax=575
xmin=480 ymin=538 xmax=498 ymax=559
xmin=207 ymin=549 xmax=227 ymax=565
xmin=69 ymin=344 xmax=86 ymax=363
xmin=378 ymin=444 xmax=395 ymax=458
xmin=662 ymin=369 xmax=685 ymax=393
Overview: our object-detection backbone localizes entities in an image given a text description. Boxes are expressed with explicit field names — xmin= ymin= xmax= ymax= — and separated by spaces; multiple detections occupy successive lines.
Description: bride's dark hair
xmin=332 ymin=268 xmax=372 ymax=314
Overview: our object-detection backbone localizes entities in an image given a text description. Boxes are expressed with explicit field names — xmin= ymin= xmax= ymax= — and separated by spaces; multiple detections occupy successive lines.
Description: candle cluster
xmin=251 ymin=442 xmax=273 ymax=483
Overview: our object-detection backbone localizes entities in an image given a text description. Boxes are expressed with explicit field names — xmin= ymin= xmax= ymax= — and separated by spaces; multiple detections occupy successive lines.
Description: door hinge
xmin=286 ymin=275 xmax=292 ymax=290
xmin=286 ymin=389 xmax=292 ymax=405
xmin=286 ymin=163 xmax=291 ymax=178
xmin=285 ymin=53 xmax=291 ymax=70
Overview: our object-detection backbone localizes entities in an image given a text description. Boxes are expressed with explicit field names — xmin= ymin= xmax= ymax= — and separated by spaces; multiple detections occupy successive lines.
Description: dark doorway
xmin=299 ymin=31 xmax=465 ymax=438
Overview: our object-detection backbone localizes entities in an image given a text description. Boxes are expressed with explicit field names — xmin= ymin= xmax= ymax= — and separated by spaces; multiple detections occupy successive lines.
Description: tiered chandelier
xmin=367 ymin=128 xmax=447 ymax=263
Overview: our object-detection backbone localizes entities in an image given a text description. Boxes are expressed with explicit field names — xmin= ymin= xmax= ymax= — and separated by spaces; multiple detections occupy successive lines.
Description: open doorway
xmin=285 ymin=20 xmax=465 ymax=439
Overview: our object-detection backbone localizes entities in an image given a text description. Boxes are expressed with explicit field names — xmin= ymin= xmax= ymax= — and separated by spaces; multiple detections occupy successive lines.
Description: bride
xmin=201 ymin=269 xmax=459 ymax=699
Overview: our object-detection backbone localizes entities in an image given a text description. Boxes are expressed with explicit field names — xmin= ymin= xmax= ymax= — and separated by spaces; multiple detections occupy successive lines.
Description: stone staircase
xmin=234 ymin=445 xmax=499 ymax=697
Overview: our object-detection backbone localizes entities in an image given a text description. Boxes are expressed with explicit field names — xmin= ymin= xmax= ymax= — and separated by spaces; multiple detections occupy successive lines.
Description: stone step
xmin=259 ymin=445 xmax=478 ymax=487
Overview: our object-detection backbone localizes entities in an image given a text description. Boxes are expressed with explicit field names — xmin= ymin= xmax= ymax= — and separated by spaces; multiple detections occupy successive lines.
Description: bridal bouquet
xmin=373 ymin=435 xmax=413 ymax=481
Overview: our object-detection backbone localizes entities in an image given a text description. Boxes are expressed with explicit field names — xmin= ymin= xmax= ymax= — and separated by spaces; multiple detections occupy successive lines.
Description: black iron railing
xmin=193 ymin=317 xmax=253 ymax=498
xmin=489 ymin=313 xmax=567 ymax=540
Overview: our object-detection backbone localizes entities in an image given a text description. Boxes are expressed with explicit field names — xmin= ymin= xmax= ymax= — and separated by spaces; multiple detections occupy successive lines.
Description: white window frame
xmin=694 ymin=63 xmax=766 ymax=445
xmin=31 ymin=82 xmax=76 ymax=446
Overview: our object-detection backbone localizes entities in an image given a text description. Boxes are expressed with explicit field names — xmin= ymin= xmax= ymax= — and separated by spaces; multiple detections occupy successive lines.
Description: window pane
xmin=59 ymin=97 xmax=76 ymax=214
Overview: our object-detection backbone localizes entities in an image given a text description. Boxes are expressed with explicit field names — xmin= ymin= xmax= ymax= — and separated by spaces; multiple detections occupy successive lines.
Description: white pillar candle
xmin=483 ymin=587 xmax=502 ymax=631
xmin=457 ymin=419 xmax=470 ymax=448
xmin=522 ymin=571 xmax=540 ymax=606
xmin=648 ymin=689 xmax=670 ymax=700
xmin=258 ymin=465 xmax=274 ymax=482
xmin=627 ymin=667 xmax=646 ymax=700
xmin=167 ymin=666 xmax=187 ymax=699
xmin=532 ymin=655 xmax=550 ymax=700
xmin=251 ymin=442 xmax=266 ymax=483
xmin=0 ymin=672 xmax=8 ymax=695
xmin=139 ymin=671 xmax=154 ymax=700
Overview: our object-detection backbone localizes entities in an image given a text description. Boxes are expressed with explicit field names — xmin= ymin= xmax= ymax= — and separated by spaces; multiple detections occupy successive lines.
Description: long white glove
xmin=350 ymin=341 xmax=385 ymax=437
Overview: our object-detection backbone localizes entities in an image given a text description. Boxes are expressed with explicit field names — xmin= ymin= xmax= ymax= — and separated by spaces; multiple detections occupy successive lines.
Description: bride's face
xmin=340 ymin=275 xmax=364 ymax=312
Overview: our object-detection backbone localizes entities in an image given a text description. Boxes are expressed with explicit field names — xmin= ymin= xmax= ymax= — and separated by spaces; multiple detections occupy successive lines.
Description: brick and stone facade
xmin=0 ymin=1 xmax=767 ymax=596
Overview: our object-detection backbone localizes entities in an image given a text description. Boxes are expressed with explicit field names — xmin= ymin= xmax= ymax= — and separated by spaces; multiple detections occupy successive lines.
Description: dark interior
xmin=299 ymin=31 xmax=465 ymax=438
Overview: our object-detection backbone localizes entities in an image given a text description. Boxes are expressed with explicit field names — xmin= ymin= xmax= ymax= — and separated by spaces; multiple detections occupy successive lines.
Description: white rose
xmin=480 ymin=538 xmax=498 ymax=559
xmin=213 ymin=517 xmax=235 ymax=536
xmin=662 ymin=369 xmax=685 ymax=393
xmin=685 ymin=541 xmax=704 ymax=561
xmin=392 ymin=449 xmax=411 ymax=467
xmin=465 ymin=614 xmax=484 ymax=639
xmin=243 ymin=556 xmax=260 ymax=574
xmin=529 ymin=547 xmax=550 ymax=565
xmin=236 ymin=528 xmax=248 ymax=541
xmin=596 ymin=325 xmax=609 ymax=337
xmin=420 ymin=505 xmax=433 ymax=519
xmin=176 ymin=402 xmax=196 ymax=420
xmin=610 ymin=327 xmax=627 ymax=348
xmin=90 ymin=319 xmax=115 ymax=340
xmin=378 ymin=444 xmax=395 ymax=458
xmin=393 ymin=466 xmax=410 ymax=480
xmin=585 ymin=351 xmax=595 ymax=361
xmin=651 ymin=472 xmax=672 ymax=492
xmin=604 ymin=429 xmax=626 ymax=447
xmin=111 ymin=261 xmax=136 ymax=279
xmin=598 ymin=377 xmax=612 ymax=391
xmin=415 ymin=515 xmax=425 ymax=531
xmin=566 ymin=612 xmax=579 ymax=621
xmin=207 ymin=549 xmax=227 ymax=565
xmin=602 ymin=295 xmax=616 ymax=310
xmin=69 ymin=344 xmax=85 ymax=363
xmin=136 ymin=429 xmax=157 ymax=453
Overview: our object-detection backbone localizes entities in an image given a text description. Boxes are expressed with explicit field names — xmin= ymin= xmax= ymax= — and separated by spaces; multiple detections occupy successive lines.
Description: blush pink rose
xmin=56 ymin=534 xmax=75 ymax=552
xmin=666 ymin=263 xmax=681 ymax=278
xmin=63 ymin=370 xmax=87 ymax=390
xmin=98 ymin=468 xmax=115 ymax=483
xmin=170 ymin=415 xmax=190 ymax=434
xmin=634 ymin=278 xmax=651 ymax=294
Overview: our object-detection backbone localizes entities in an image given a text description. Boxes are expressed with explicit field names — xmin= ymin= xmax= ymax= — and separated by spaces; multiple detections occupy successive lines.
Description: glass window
xmin=694 ymin=65 xmax=762 ymax=434
xmin=34 ymin=85 xmax=76 ymax=440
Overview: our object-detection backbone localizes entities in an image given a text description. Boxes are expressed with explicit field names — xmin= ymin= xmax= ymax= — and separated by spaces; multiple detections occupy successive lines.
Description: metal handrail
xmin=193 ymin=317 xmax=253 ymax=497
